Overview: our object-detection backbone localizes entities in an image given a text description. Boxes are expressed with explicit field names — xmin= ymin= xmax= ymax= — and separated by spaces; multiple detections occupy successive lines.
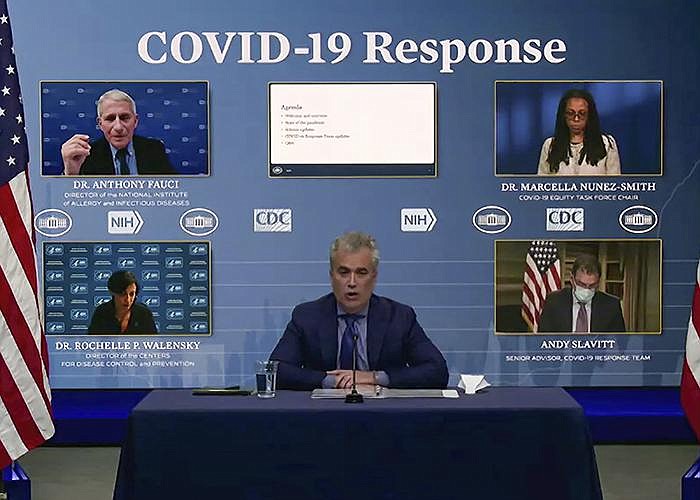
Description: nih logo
xmin=107 ymin=210 xmax=144 ymax=235
xmin=546 ymin=208 xmax=584 ymax=232
xmin=401 ymin=208 xmax=436 ymax=232
xmin=254 ymin=208 xmax=292 ymax=232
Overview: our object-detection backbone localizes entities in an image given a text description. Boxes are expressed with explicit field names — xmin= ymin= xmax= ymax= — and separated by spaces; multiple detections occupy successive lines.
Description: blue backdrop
xmin=7 ymin=0 xmax=700 ymax=388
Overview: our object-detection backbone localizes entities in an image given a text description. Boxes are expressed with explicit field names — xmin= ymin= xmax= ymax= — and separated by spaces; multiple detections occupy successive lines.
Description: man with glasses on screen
xmin=539 ymin=254 xmax=626 ymax=333
xmin=61 ymin=89 xmax=175 ymax=175
xmin=270 ymin=231 xmax=448 ymax=390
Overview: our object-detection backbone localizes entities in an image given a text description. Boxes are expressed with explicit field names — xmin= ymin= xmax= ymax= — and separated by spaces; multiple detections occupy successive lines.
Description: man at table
xmin=270 ymin=231 xmax=449 ymax=390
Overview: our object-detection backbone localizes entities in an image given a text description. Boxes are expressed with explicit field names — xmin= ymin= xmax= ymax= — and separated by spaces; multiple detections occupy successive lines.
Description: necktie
xmin=116 ymin=148 xmax=130 ymax=175
xmin=575 ymin=302 xmax=588 ymax=333
xmin=338 ymin=314 xmax=364 ymax=369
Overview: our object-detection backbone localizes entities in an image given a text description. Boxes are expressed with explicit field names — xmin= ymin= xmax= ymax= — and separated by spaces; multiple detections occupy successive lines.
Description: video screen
xmin=495 ymin=81 xmax=662 ymax=176
xmin=268 ymin=82 xmax=437 ymax=177
xmin=41 ymin=81 xmax=210 ymax=176
xmin=495 ymin=239 xmax=661 ymax=334
xmin=43 ymin=241 xmax=211 ymax=335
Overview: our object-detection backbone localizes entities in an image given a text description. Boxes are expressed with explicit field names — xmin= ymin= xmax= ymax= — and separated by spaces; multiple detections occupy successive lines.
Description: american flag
xmin=0 ymin=0 xmax=54 ymax=469
xmin=521 ymin=241 xmax=562 ymax=333
xmin=681 ymin=260 xmax=700 ymax=441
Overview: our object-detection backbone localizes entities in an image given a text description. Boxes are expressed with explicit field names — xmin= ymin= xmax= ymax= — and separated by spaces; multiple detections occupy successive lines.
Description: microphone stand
xmin=345 ymin=333 xmax=364 ymax=403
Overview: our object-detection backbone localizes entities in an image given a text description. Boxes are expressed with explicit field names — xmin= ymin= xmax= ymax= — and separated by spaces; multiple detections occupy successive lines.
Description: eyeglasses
xmin=565 ymin=110 xmax=588 ymax=120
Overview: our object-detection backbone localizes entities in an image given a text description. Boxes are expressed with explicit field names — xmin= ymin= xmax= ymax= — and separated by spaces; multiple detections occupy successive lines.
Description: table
xmin=114 ymin=388 xmax=602 ymax=500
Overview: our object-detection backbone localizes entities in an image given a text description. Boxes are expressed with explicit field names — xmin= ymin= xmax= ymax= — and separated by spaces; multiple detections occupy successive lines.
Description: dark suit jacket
xmin=538 ymin=288 xmax=626 ymax=333
xmin=79 ymin=135 xmax=176 ymax=175
xmin=88 ymin=301 xmax=157 ymax=335
xmin=270 ymin=293 xmax=449 ymax=390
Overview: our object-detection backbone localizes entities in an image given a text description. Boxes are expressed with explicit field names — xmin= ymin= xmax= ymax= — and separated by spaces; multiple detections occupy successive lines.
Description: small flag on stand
xmin=521 ymin=241 xmax=562 ymax=333
xmin=0 ymin=0 xmax=55 ymax=469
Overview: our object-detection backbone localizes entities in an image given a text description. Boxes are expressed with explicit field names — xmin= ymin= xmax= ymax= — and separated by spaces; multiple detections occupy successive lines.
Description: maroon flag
xmin=521 ymin=241 xmax=562 ymax=333
xmin=0 ymin=0 xmax=54 ymax=468
xmin=681 ymin=260 xmax=700 ymax=441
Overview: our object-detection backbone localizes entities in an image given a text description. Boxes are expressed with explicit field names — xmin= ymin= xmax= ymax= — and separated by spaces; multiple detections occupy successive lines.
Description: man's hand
xmin=61 ymin=134 xmax=91 ymax=175
xmin=327 ymin=369 xmax=375 ymax=389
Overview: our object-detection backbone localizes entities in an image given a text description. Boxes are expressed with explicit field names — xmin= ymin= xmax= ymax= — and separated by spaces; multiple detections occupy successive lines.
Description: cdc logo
xmin=190 ymin=321 xmax=208 ymax=333
xmin=70 ymin=309 xmax=89 ymax=321
xmin=45 ymin=245 xmax=64 ymax=256
xmin=142 ymin=270 xmax=161 ymax=282
xmin=546 ymin=208 xmax=584 ymax=232
xmin=619 ymin=205 xmax=658 ymax=234
xmin=165 ymin=257 xmax=184 ymax=269
xmin=189 ymin=244 xmax=208 ymax=256
xmin=46 ymin=270 xmax=65 ymax=282
xmin=166 ymin=308 xmax=185 ymax=320
xmin=142 ymin=244 xmax=160 ymax=256
xmin=94 ymin=270 xmax=112 ymax=282
xmin=118 ymin=257 xmax=136 ymax=269
xmin=93 ymin=245 xmax=112 ymax=256
xmin=254 ymin=208 xmax=292 ymax=232
xmin=46 ymin=322 xmax=66 ymax=334
xmin=46 ymin=296 xmax=65 ymax=307
xmin=142 ymin=296 xmax=161 ymax=307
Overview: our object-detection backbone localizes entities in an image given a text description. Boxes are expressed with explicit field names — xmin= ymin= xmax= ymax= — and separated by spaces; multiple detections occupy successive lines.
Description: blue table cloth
xmin=114 ymin=387 xmax=602 ymax=500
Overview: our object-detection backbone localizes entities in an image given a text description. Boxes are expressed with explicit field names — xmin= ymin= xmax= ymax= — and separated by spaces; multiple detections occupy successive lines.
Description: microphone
xmin=344 ymin=333 xmax=364 ymax=403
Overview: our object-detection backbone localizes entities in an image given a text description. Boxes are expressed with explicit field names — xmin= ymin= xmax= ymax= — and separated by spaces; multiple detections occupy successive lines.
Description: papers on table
xmin=458 ymin=374 xmax=491 ymax=394
xmin=311 ymin=387 xmax=460 ymax=399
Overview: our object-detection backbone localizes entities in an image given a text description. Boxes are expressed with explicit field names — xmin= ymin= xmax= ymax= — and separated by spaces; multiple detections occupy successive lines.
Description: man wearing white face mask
xmin=538 ymin=254 xmax=626 ymax=333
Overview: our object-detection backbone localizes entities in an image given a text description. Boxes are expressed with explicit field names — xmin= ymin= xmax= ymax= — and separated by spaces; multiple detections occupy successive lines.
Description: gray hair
xmin=96 ymin=89 xmax=137 ymax=117
xmin=330 ymin=231 xmax=380 ymax=270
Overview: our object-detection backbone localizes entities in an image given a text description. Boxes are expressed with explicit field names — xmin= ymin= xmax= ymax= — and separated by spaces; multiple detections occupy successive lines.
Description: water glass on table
xmin=256 ymin=360 xmax=278 ymax=398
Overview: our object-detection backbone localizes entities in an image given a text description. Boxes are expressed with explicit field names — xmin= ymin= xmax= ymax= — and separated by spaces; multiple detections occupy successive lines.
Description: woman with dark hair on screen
xmin=88 ymin=270 xmax=157 ymax=334
xmin=537 ymin=89 xmax=620 ymax=176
